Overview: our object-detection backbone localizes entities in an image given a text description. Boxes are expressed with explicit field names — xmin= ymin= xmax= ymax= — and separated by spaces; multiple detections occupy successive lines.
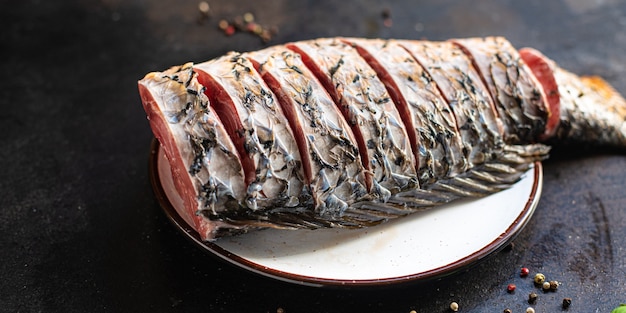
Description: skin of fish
xmin=194 ymin=53 xmax=306 ymax=212
xmin=289 ymin=38 xmax=418 ymax=197
xmin=138 ymin=37 xmax=626 ymax=240
xmin=346 ymin=38 xmax=468 ymax=186
xmin=452 ymin=37 xmax=548 ymax=144
xmin=138 ymin=64 xmax=248 ymax=239
xmin=399 ymin=40 xmax=505 ymax=168
xmin=246 ymin=46 xmax=371 ymax=225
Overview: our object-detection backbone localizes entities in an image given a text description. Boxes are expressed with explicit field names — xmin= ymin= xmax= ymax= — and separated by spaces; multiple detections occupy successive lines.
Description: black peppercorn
xmin=562 ymin=298 xmax=572 ymax=309
xmin=549 ymin=280 xmax=559 ymax=291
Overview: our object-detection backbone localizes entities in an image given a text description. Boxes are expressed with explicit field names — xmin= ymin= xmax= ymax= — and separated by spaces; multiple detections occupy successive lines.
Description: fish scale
xmin=288 ymin=38 xmax=417 ymax=196
xmin=400 ymin=40 xmax=505 ymax=168
xmin=139 ymin=37 xmax=626 ymax=240
xmin=138 ymin=64 xmax=248 ymax=239
xmin=452 ymin=37 xmax=548 ymax=144
xmin=194 ymin=54 xmax=306 ymax=212
xmin=346 ymin=38 xmax=468 ymax=186
xmin=246 ymin=46 xmax=370 ymax=221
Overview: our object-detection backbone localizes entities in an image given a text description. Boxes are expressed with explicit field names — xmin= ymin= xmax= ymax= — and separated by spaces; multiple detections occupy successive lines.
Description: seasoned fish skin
xmin=346 ymin=38 xmax=468 ymax=186
xmin=138 ymin=64 xmax=248 ymax=239
xmin=289 ymin=38 xmax=418 ymax=197
xmin=247 ymin=46 xmax=371 ymax=223
xmin=400 ymin=40 xmax=505 ymax=167
xmin=453 ymin=37 xmax=548 ymax=144
xmin=194 ymin=53 xmax=306 ymax=212
xmin=138 ymin=37 xmax=626 ymax=240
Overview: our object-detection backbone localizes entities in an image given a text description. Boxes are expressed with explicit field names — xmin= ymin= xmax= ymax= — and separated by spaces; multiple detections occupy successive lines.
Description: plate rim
xmin=148 ymin=139 xmax=543 ymax=287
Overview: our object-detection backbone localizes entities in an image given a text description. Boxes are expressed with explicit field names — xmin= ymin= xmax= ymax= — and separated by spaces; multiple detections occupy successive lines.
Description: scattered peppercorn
xmin=243 ymin=12 xmax=255 ymax=23
xmin=542 ymin=281 xmax=551 ymax=291
xmin=197 ymin=1 xmax=211 ymax=24
xmin=232 ymin=15 xmax=244 ymax=30
xmin=269 ymin=25 xmax=279 ymax=36
xmin=562 ymin=298 xmax=572 ymax=309
xmin=450 ymin=302 xmax=459 ymax=312
xmin=381 ymin=8 xmax=391 ymax=19
xmin=507 ymin=283 xmax=516 ymax=293
xmin=533 ymin=273 xmax=546 ymax=284
xmin=246 ymin=22 xmax=261 ymax=34
xmin=198 ymin=1 xmax=210 ymax=15
xmin=526 ymin=307 xmax=535 ymax=313
xmin=520 ymin=267 xmax=530 ymax=277
xmin=218 ymin=19 xmax=229 ymax=30
xmin=549 ymin=280 xmax=559 ymax=291
xmin=224 ymin=25 xmax=235 ymax=36
xmin=381 ymin=8 xmax=392 ymax=28
xmin=259 ymin=29 xmax=273 ymax=43
xmin=528 ymin=292 xmax=538 ymax=304
xmin=215 ymin=12 xmax=277 ymax=42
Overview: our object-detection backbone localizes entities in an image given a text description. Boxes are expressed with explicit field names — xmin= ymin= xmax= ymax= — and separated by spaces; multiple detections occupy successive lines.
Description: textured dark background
xmin=1 ymin=0 xmax=625 ymax=312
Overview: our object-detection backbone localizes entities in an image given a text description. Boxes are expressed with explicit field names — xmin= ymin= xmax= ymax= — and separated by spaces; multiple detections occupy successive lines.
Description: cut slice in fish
xmin=400 ymin=40 xmax=504 ymax=167
xmin=453 ymin=37 xmax=549 ymax=144
xmin=138 ymin=64 xmax=247 ymax=239
xmin=247 ymin=46 xmax=370 ymax=224
xmin=346 ymin=38 xmax=468 ymax=186
xmin=194 ymin=53 xmax=306 ymax=212
xmin=287 ymin=38 xmax=418 ymax=198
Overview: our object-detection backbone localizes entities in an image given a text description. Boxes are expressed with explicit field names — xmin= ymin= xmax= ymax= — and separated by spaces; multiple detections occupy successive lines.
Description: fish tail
xmin=520 ymin=47 xmax=626 ymax=148
xmin=552 ymin=69 xmax=626 ymax=148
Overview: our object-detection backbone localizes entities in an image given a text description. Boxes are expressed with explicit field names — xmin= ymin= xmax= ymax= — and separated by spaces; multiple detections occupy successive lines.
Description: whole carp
xmin=138 ymin=37 xmax=626 ymax=240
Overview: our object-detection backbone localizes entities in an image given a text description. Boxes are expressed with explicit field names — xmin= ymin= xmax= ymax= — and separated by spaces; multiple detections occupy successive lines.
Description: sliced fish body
xmin=138 ymin=37 xmax=626 ymax=240
xmin=138 ymin=64 xmax=247 ymax=239
xmin=346 ymin=38 xmax=468 ymax=185
xmin=287 ymin=38 xmax=418 ymax=197
xmin=246 ymin=46 xmax=370 ymax=222
xmin=194 ymin=53 xmax=306 ymax=211
xmin=452 ymin=37 xmax=549 ymax=144
xmin=400 ymin=40 xmax=504 ymax=167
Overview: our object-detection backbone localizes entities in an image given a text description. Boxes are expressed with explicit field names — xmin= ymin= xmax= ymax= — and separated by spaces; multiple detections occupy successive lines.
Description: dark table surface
xmin=2 ymin=0 xmax=625 ymax=312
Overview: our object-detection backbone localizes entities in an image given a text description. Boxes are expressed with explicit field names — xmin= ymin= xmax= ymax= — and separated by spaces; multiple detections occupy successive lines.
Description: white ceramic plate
xmin=149 ymin=140 xmax=543 ymax=287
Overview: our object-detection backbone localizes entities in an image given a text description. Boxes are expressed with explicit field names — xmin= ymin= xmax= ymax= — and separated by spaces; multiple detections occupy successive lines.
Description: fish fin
xmin=343 ymin=143 xmax=549 ymax=223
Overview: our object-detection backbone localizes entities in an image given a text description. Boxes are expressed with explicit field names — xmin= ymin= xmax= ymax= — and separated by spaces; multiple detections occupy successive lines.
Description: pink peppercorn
xmin=520 ymin=267 xmax=530 ymax=277
xmin=507 ymin=283 xmax=516 ymax=293
xmin=224 ymin=25 xmax=236 ymax=36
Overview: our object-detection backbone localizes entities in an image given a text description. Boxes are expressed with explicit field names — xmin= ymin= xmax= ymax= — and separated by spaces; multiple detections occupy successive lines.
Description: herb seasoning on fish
xmin=194 ymin=52 xmax=306 ymax=212
xmin=139 ymin=36 xmax=626 ymax=240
